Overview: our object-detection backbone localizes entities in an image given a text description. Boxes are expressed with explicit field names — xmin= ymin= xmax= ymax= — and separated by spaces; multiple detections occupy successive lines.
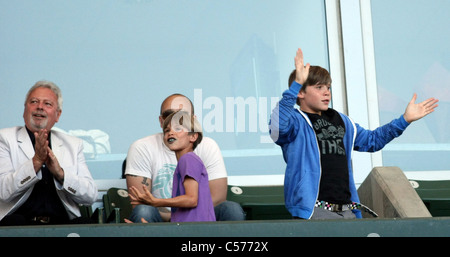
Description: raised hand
xmin=32 ymin=129 xmax=49 ymax=171
xmin=294 ymin=48 xmax=311 ymax=85
xmin=403 ymin=93 xmax=439 ymax=123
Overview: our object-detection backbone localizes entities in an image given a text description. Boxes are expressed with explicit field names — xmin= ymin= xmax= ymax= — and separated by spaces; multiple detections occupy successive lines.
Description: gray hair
xmin=24 ymin=80 xmax=63 ymax=111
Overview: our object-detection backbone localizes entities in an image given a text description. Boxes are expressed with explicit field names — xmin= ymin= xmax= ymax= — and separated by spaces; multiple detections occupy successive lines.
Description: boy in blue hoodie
xmin=269 ymin=48 xmax=439 ymax=219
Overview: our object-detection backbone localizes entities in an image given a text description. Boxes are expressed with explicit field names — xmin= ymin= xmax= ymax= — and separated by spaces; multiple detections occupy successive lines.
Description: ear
xmin=55 ymin=109 xmax=62 ymax=123
xmin=189 ymin=132 xmax=198 ymax=143
xmin=159 ymin=115 xmax=164 ymax=128
xmin=297 ymin=90 xmax=306 ymax=99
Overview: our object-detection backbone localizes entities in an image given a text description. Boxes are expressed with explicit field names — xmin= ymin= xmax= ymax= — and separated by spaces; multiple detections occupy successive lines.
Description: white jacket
xmin=0 ymin=126 xmax=98 ymax=220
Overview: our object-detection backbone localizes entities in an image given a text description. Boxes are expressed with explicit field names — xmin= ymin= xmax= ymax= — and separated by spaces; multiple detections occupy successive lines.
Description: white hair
xmin=24 ymin=80 xmax=63 ymax=111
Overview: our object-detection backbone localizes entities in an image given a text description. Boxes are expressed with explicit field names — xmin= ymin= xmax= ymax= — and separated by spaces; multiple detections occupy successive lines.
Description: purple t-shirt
xmin=171 ymin=152 xmax=216 ymax=222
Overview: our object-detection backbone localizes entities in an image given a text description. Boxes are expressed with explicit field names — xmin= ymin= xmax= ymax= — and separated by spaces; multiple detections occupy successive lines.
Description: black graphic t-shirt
xmin=306 ymin=109 xmax=351 ymax=204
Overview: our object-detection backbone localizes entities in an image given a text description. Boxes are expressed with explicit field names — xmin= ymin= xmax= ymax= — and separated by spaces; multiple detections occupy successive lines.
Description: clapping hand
xmin=32 ymin=129 xmax=64 ymax=182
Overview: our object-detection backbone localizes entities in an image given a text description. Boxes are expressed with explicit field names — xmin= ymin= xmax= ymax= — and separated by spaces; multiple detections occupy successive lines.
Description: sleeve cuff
xmin=288 ymin=81 xmax=302 ymax=95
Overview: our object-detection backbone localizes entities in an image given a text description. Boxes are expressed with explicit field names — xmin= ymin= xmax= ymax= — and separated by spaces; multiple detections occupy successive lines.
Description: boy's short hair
xmin=162 ymin=110 xmax=203 ymax=150
xmin=288 ymin=66 xmax=332 ymax=90
xmin=288 ymin=66 xmax=332 ymax=106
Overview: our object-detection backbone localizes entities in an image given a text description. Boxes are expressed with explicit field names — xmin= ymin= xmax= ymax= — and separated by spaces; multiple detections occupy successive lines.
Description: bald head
xmin=159 ymin=94 xmax=195 ymax=128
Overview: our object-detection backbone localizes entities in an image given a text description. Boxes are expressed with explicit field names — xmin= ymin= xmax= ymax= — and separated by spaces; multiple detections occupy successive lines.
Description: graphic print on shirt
xmin=313 ymin=119 xmax=345 ymax=155
xmin=152 ymin=164 xmax=176 ymax=198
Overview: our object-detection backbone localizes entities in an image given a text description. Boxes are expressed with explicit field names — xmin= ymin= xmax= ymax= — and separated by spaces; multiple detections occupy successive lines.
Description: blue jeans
xmin=128 ymin=200 xmax=245 ymax=223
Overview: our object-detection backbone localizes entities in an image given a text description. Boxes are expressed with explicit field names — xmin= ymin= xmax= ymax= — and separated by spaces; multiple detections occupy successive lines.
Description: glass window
xmin=371 ymin=0 xmax=450 ymax=172
xmin=0 ymin=0 xmax=329 ymax=180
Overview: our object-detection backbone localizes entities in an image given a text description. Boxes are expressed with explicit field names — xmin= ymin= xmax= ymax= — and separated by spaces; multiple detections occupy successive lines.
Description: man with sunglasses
xmin=125 ymin=94 xmax=245 ymax=223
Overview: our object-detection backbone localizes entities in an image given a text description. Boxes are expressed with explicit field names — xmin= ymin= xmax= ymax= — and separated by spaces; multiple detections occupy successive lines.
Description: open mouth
xmin=32 ymin=113 xmax=47 ymax=119
xmin=167 ymin=137 xmax=176 ymax=143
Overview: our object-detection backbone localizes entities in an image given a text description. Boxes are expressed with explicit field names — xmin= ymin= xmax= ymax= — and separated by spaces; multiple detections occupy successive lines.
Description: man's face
xmin=23 ymin=87 xmax=61 ymax=132
xmin=159 ymin=95 xmax=193 ymax=128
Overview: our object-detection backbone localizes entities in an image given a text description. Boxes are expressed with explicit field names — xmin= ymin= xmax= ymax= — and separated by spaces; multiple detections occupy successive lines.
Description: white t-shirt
xmin=125 ymin=133 xmax=227 ymax=200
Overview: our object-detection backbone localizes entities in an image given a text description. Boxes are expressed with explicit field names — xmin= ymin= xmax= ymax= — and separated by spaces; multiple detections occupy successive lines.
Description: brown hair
xmin=288 ymin=66 xmax=332 ymax=90
xmin=288 ymin=66 xmax=332 ymax=106
xmin=163 ymin=110 xmax=203 ymax=150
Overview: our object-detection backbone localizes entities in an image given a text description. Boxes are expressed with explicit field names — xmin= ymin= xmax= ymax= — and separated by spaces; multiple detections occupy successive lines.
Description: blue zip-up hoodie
xmin=269 ymin=81 xmax=410 ymax=219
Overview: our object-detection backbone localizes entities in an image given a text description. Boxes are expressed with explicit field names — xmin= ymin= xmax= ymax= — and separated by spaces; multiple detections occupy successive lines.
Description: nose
xmin=36 ymin=101 xmax=45 ymax=110
xmin=165 ymin=127 xmax=174 ymax=136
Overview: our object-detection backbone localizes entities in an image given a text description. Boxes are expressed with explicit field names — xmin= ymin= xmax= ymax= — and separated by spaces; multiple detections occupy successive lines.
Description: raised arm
xmin=403 ymin=93 xmax=439 ymax=123
xmin=269 ymin=48 xmax=310 ymax=144
xmin=294 ymin=48 xmax=310 ymax=85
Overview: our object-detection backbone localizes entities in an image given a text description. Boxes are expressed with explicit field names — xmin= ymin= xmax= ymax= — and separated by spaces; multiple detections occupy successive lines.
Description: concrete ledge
xmin=0 ymin=217 xmax=449 ymax=237
xmin=358 ymin=166 xmax=432 ymax=218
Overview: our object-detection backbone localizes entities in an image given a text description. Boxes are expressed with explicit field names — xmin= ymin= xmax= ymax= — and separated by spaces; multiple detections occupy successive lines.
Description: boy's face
xmin=163 ymin=123 xmax=198 ymax=154
xmin=298 ymin=84 xmax=331 ymax=115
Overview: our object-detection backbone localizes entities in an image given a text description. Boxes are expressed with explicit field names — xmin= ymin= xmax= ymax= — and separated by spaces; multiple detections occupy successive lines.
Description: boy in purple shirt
xmin=128 ymin=111 xmax=215 ymax=222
